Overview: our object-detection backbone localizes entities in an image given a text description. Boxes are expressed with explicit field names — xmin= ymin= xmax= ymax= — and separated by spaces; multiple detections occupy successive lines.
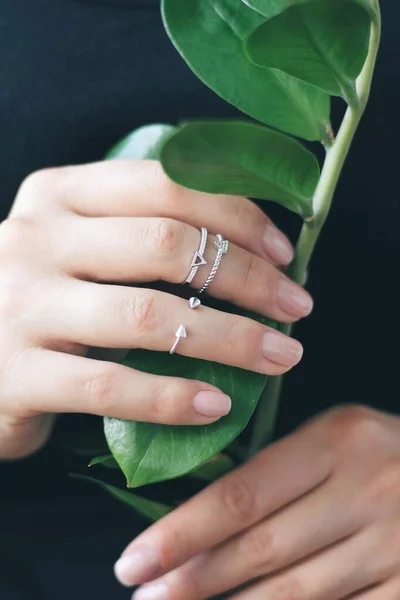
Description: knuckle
xmin=235 ymin=197 xmax=267 ymax=228
xmin=368 ymin=460 xmax=400 ymax=503
xmin=85 ymin=366 xmax=118 ymax=412
xmin=16 ymin=168 xmax=61 ymax=206
xmin=124 ymin=291 xmax=160 ymax=337
xmin=149 ymin=218 xmax=186 ymax=255
xmin=168 ymin=568 xmax=201 ymax=600
xmin=238 ymin=252 xmax=259 ymax=289
xmin=239 ymin=526 xmax=277 ymax=575
xmin=158 ymin=525 xmax=191 ymax=570
xmin=270 ymin=576 xmax=304 ymax=600
xmin=150 ymin=381 xmax=186 ymax=424
xmin=327 ymin=405 xmax=386 ymax=453
xmin=0 ymin=217 xmax=36 ymax=258
xmin=220 ymin=472 xmax=256 ymax=523
xmin=0 ymin=277 xmax=25 ymax=321
xmin=151 ymin=162 xmax=183 ymax=205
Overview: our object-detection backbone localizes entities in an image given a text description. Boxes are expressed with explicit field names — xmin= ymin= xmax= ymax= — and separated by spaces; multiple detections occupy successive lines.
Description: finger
xmin=45 ymin=283 xmax=303 ymax=375
xmin=114 ymin=426 xmax=332 ymax=586
xmin=154 ymin=478 xmax=364 ymax=600
xmin=229 ymin=529 xmax=391 ymax=600
xmin=2 ymin=348 xmax=231 ymax=425
xmin=348 ymin=579 xmax=400 ymax=599
xmin=64 ymin=216 xmax=312 ymax=323
xmin=55 ymin=160 xmax=294 ymax=265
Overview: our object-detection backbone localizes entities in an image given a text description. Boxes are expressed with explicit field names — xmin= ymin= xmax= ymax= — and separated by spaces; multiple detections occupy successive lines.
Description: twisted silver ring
xmin=198 ymin=234 xmax=229 ymax=294
xmin=184 ymin=227 xmax=208 ymax=284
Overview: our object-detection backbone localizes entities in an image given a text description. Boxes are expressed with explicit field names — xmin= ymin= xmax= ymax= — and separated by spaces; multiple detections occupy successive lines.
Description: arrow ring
xmin=170 ymin=324 xmax=188 ymax=355
xmin=198 ymin=234 xmax=229 ymax=294
xmin=184 ymin=227 xmax=208 ymax=284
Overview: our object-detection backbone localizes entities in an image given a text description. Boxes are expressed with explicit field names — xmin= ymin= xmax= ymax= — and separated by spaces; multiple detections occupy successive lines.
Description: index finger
xmin=114 ymin=422 xmax=332 ymax=587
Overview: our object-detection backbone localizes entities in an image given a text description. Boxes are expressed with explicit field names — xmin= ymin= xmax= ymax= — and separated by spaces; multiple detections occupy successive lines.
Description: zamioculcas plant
xmin=76 ymin=0 xmax=382 ymax=516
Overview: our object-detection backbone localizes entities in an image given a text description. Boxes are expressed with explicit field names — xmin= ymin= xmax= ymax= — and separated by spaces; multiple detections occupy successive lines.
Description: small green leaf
xmin=71 ymin=474 xmax=172 ymax=521
xmin=89 ymin=454 xmax=119 ymax=469
xmin=105 ymin=350 xmax=266 ymax=488
xmin=106 ymin=124 xmax=176 ymax=160
xmin=161 ymin=121 xmax=319 ymax=218
xmin=189 ymin=454 xmax=235 ymax=481
xmin=162 ymin=0 xmax=330 ymax=141
xmin=245 ymin=0 xmax=371 ymax=99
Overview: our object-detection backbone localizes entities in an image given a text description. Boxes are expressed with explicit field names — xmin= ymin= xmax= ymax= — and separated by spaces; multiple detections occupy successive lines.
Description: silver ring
xmin=198 ymin=234 xmax=229 ymax=294
xmin=184 ymin=227 xmax=208 ymax=284
xmin=170 ymin=324 xmax=187 ymax=355
xmin=189 ymin=297 xmax=201 ymax=309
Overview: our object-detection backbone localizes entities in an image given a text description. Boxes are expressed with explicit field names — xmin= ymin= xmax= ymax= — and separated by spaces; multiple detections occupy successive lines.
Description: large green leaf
xmin=242 ymin=0 xmax=377 ymax=20
xmin=245 ymin=0 xmax=371 ymax=99
xmin=71 ymin=474 xmax=172 ymax=522
xmin=106 ymin=124 xmax=176 ymax=160
xmin=161 ymin=121 xmax=319 ymax=218
xmin=104 ymin=350 xmax=266 ymax=488
xmin=161 ymin=0 xmax=330 ymax=141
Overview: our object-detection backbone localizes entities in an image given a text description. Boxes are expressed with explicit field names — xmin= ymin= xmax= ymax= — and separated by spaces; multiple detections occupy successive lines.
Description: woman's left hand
xmin=115 ymin=405 xmax=400 ymax=600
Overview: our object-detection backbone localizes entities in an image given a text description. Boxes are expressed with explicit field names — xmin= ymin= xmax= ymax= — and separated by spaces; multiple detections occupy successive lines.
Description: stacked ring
xmin=184 ymin=227 xmax=208 ymax=284
xmin=198 ymin=234 xmax=229 ymax=294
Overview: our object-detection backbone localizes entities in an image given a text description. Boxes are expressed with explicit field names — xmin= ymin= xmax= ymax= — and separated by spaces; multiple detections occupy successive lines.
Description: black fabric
xmin=0 ymin=1 xmax=399 ymax=598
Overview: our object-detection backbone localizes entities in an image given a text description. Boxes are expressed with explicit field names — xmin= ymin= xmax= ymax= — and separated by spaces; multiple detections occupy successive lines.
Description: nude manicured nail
xmin=277 ymin=278 xmax=313 ymax=318
xmin=134 ymin=583 xmax=170 ymax=600
xmin=262 ymin=331 xmax=303 ymax=366
xmin=114 ymin=546 xmax=161 ymax=587
xmin=193 ymin=391 xmax=232 ymax=418
xmin=263 ymin=223 xmax=294 ymax=265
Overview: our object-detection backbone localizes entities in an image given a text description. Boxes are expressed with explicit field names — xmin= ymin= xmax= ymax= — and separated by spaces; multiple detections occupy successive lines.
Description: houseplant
xmin=76 ymin=0 xmax=381 ymax=519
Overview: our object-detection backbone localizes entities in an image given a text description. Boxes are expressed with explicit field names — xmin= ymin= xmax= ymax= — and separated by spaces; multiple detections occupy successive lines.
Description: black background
xmin=0 ymin=1 xmax=399 ymax=598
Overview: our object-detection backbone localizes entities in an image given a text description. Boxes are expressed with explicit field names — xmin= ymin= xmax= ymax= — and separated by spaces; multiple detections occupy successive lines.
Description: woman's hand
xmin=0 ymin=160 xmax=311 ymax=459
xmin=116 ymin=405 xmax=400 ymax=600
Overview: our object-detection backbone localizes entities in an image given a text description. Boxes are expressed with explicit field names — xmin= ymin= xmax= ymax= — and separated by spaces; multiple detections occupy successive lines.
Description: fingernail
xmin=277 ymin=278 xmax=313 ymax=318
xmin=193 ymin=391 xmax=232 ymax=418
xmin=262 ymin=331 xmax=303 ymax=366
xmin=134 ymin=582 xmax=169 ymax=600
xmin=114 ymin=546 xmax=161 ymax=587
xmin=263 ymin=224 xmax=294 ymax=265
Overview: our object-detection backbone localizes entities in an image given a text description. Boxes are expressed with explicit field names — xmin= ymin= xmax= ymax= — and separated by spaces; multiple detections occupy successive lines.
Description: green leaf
xmin=71 ymin=474 xmax=172 ymax=521
xmin=245 ymin=0 xmax=371 ymax=99
xmin=104 ymin=350 xmax=266 ymax=488
xmin=89 ymin=454 xmax=119 ymax=469
xmin=189 ymin=454 xmax=235 ymax=481
xmin=106 ymin=124 xmax=176 ymax=160
xmin=161 ymin=0 xmax=330 ymax=141
xmin=161 ymin=120 xmax=319 ymax=218
xmin=242 ymin=0 xmax=377 ymax=20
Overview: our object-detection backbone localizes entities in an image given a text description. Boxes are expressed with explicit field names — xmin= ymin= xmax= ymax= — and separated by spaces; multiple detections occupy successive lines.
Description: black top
xmin=0 ymin=1 xmax=399 ymax=598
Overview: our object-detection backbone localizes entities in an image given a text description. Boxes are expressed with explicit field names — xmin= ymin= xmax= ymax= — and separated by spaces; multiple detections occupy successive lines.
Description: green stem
xmin=248 ymin=9 xmax=381 ymax=458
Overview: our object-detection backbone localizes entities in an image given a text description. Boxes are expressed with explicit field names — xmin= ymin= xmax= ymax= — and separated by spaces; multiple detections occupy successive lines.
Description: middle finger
xmin=65 ymin=216 xmax=313 ymax=323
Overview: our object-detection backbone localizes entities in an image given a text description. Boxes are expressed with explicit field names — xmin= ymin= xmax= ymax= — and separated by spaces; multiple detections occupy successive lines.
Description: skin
xmin=0 ymin=159 xmax=310 ymax=460
xmin=116 ymin=406 xmax=400 ymax=600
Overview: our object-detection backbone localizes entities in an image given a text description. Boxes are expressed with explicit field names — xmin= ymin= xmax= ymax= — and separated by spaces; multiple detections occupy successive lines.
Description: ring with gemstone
xmin=184 ymin=227 xmax=208 ymax=284
xmin=198 ymin=234 xmax=229 ymax=294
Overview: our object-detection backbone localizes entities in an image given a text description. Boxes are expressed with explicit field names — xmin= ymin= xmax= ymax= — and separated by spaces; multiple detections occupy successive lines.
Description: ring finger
xmin=65 ymin=216 xmax=313 ymax=323
xmin=45 ymin=282 xmax=304 ymax=375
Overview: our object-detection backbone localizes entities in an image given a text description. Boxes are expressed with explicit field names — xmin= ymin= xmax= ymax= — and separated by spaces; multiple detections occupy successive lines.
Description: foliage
xmin=79 ymin=0 xmax=380 ymax=504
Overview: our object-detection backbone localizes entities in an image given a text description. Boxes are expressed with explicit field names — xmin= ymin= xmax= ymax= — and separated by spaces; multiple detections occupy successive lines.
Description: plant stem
xmin=248 ymin=9 xmax=381 ymax=457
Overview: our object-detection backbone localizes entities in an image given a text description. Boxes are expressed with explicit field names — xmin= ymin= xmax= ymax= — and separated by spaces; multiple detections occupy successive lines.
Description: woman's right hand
xmin=0 ymin=160 xmax=312 ymax=459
